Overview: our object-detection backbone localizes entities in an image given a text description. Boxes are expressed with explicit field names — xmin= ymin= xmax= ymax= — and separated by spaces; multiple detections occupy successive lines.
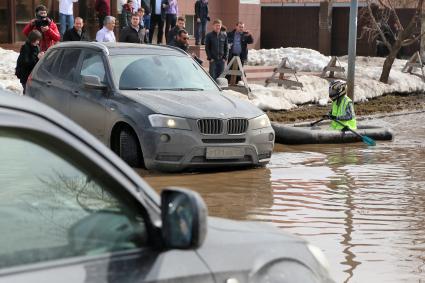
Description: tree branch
xmin=383 ymin=0 xmax=404 ymax=32
xmin=402 ymin=30 xmax=425 ymax=46
xmin=366 ymin=0 xmax=393 ymax=50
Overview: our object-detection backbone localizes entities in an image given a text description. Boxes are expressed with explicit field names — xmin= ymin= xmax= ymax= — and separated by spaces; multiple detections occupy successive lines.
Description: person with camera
xmin=23 ymin=5 xmax=60 ymax=52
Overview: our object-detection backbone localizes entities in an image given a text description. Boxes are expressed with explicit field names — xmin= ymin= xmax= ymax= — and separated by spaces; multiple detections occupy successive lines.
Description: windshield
xmin=109 ymin=54 xmax=219 ymax=91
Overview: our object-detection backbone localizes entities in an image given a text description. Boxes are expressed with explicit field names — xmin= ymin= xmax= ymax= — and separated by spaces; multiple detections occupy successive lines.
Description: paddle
xmin=310 ymin=118 xmax=326 ymax=127
xmin=332 ymin=118 xmax=376 ymax=146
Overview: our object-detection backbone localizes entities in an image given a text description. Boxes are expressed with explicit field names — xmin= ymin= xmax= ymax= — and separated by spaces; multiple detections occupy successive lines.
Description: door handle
xmin=109 ymin=103 xmax=117 ymax=111
xmin=72 ymin=90 xmax=80 ymax=97
xmin=45 ymin=81 xmax=52 ymax=87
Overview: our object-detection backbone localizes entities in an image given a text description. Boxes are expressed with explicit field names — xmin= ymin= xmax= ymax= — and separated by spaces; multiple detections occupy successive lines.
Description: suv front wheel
xmin=118 ymin=128 xmax=144 ymax=168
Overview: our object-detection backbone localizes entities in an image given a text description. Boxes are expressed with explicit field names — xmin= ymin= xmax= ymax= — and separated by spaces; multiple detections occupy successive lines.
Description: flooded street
xmin=141 ymin=112 xmax=425 ymax=283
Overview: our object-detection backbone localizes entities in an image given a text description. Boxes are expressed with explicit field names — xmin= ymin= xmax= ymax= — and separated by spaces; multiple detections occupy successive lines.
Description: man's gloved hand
xmin=342 ymin=126 xmax=350 ymax=132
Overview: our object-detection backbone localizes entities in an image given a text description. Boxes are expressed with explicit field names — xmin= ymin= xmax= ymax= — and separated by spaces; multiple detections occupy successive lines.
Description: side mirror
xmin=216 ymin=77 xmax=229 ymax=88
xmin=161 ymin=187 xmax=207 ymax=249
xmin=82 ymin=75 xmax=107 ymax=90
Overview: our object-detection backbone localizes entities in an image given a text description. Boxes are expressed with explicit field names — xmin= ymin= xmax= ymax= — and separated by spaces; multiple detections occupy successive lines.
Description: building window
xmin=185 ymin=15 xmax=194 ymax=37
xmin=0 ymin=0 xmax=10 ymax=43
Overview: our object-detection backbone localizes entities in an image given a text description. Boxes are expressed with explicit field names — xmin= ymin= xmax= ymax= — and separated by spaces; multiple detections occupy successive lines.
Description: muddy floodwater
xmin=140 ymin=112 xmax=425 ymax=283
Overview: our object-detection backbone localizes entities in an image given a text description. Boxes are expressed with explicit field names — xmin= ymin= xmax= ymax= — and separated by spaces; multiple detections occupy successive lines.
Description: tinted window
xmin=42 ymin=50 xmax=63 ymax=76
xmin=42 ymin=50 xmax=59 ymax=73
xmin=109 ymin=55 xmax=218 ymax=91
xmin=79 ymin=52 xmax=107 ymax=84
xmin=58 ymin=49 xmax=82 ymax=81
xmin=0 ymin=129 xmax=148 ymax=269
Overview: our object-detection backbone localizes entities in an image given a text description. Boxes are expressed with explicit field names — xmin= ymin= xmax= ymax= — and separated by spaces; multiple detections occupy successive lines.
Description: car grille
xmin=197 ymin=119 xmax=224 ymax=134
xmin=227 ymin=119 xmax=248 ymax=134
xmin=197 ymin=118 xmax=248 ymax=135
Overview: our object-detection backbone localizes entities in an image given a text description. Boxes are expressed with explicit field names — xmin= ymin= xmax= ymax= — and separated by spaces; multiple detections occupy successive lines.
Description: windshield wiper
xmin=121 ymin=87 xmax=205 ymax=91
xmin=120 ymin=87 xmax=161 ymax=91
xmin=161 ymin=88 xmax=205 ymax=91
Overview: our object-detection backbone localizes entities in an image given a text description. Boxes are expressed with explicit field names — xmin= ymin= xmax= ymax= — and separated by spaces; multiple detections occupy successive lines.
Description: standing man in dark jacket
xmin=227 ymin=21 xmax=253 ymax=65
xmin=62 ymin=17 xmax=90 ymax=41
xmin=95 ymin=0 xmax=110 ymax=29
xmin=205 ymin=19 xmax=228 ymax=80
xmin=194 ymin=0 xmax=209 ymax=45
xmin=15 ymin=30 xmax=44 ymax=94
xmin=149 ymin=0 xmax=168 ymax=43
xmin=119 ymin=13 xmax=146 ymax=43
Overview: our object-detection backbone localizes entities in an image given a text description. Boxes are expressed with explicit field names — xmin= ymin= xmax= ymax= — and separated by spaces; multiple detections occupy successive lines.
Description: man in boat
xmin=325 ymin=80 xmax=357 ymax=130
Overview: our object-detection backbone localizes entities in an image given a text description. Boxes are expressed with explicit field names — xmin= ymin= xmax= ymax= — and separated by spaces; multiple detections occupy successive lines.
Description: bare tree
xmin=360 ymin=0 xmax=424 ymax=83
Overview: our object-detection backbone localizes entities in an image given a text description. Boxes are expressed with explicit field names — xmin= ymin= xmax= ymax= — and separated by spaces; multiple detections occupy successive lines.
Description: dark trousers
xmin=209 ymin=60 xmax=225 ymax=80
xmin=195 ymin=19 xmax=207 ymax=44
xmin=165 ymin=14 xmax=177 ymax=44
xmin=149 ymin=14 xmax=165 ymax=44
xmin=21 ymin=83 xmax=26 ymax=94
xmin=98 ymin=14 xmax=106 ymax=29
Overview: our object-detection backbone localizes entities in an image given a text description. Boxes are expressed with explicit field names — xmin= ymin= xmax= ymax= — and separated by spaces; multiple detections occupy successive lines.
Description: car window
xmin=79 ymin=52 xmax=107 ymax=84
xmin=42 ymin=49 xmax=63 ymax=76
xmin=58 ymin=49 xmax=82 ymax=82
xmin=42 ymin=50 xmax=59 ymax=73
xmin=0 ymin=129 xmax=149 ymax=270
xmin=109 ymin=55 xmax=218 ymax=91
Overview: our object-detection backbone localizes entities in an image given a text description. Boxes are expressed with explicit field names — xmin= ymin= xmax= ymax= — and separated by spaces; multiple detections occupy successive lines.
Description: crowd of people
xmin=16 ymin=0 xmax=256 ymax=91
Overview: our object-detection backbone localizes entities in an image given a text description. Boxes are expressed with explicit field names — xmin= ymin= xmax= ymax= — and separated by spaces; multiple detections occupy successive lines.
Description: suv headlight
xmin=249 ymin=114 xmax=271 ymax=130
xmin=149 ymin=114 xmax=191 ymax=130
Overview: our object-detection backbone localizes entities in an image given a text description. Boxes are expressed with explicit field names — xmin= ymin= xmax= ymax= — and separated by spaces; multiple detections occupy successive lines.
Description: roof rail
xmin=87 ymin=42 xmax=110 ymax=55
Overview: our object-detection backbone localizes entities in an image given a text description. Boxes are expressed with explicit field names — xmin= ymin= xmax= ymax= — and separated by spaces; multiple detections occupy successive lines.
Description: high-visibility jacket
xmin=330 ymin=96 xmax=357 ymax=130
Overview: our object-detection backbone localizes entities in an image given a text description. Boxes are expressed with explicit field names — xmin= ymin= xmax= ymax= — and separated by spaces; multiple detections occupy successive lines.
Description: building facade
xmin=0 ymin=0 xmax=261 ymax=48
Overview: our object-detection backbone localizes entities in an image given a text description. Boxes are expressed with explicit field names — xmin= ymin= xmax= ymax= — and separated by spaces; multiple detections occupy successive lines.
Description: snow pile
xmin=0 ymin=48 xmax=23 ymax=94
xmin=338 ymin=56 xmax=425 ymax=102
xmin=247 ymin=47 xmax=331 ymax=72
xmin=247 ymin=76 xmax=329 ymax=110
xmin=1 ymin=46 xmax=425 ymax=112
xmin=225 ymin=49 xmax=425 ymax=111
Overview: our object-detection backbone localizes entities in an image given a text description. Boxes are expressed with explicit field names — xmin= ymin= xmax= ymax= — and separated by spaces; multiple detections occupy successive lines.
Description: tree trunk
xmin=421 ymin=10 xmax=425 ymax=61
xmin=379 ymin=40 xmax=403 ymax=83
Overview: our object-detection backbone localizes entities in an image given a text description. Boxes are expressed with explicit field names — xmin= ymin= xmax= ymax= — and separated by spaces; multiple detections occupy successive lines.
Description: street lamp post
xmin=347 ymin=0 xmax=358 ymax=100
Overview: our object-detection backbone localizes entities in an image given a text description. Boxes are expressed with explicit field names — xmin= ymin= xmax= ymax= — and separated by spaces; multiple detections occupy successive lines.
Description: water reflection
xmin=142 ymin=167 xmax=274 ymax=220
xmin=141 ymin=113 xmax=425 ymax=283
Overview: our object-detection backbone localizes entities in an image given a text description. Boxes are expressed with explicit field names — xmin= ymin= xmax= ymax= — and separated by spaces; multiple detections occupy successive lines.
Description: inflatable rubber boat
xmin=272 ymin=121 xmax=394 ymax=145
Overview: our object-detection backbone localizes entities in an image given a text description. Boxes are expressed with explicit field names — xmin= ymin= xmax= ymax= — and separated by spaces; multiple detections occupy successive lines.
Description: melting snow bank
xmin=0 ymin=48 xmax=23 ymax=94
xmin=247 ymin=47 xmax=331 ymax=72
xmin=224 ymin=52 xmax=425 ymax=111
xmin=1 ymin=46 xmax=424 ymax=111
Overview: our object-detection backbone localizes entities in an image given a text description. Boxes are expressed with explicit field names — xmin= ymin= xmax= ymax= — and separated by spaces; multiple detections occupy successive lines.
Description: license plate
xmin=206 ymin=147 xmax=245 ymax=159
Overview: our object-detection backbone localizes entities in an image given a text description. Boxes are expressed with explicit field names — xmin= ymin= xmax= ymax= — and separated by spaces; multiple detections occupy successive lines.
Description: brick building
xmin=0 ymin=0 xmax=419 ymax=56
xmin=0 ymin=0 xmax=262 ymax=48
